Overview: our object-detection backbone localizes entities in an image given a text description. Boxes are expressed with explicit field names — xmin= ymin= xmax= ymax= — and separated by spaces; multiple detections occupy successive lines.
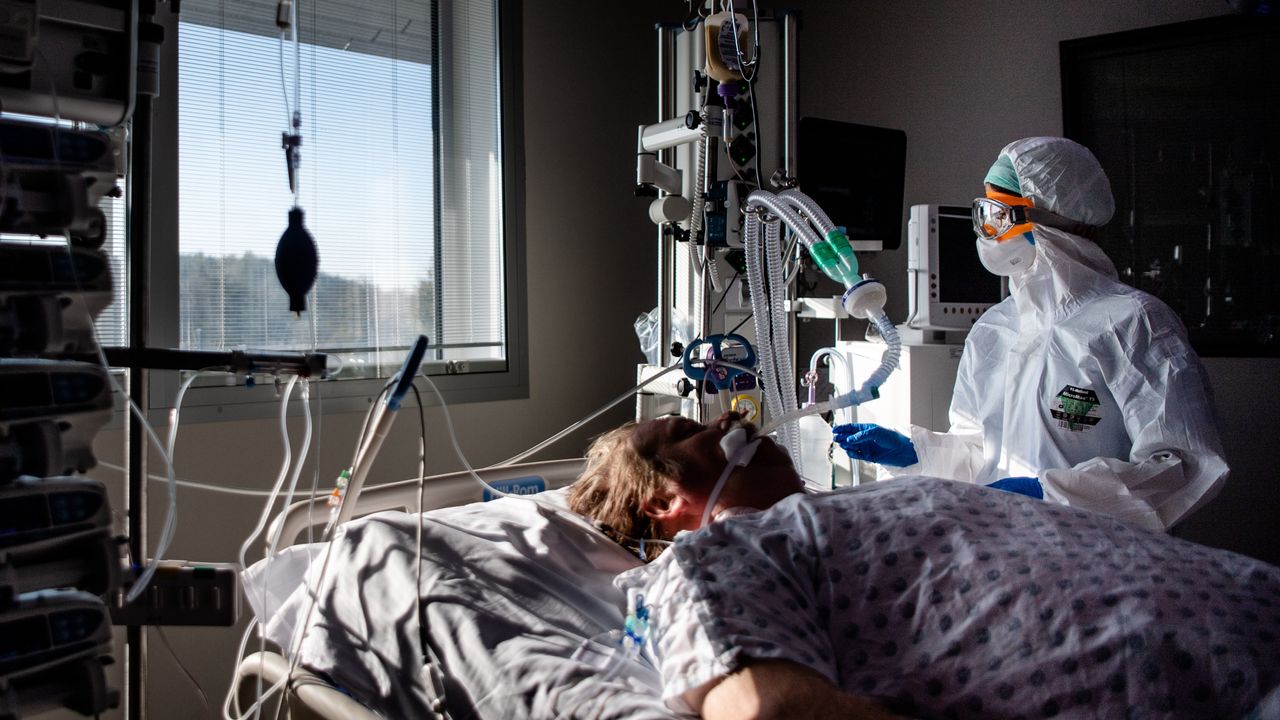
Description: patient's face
xmin=630 ymin=412 xmax=802 ymax=523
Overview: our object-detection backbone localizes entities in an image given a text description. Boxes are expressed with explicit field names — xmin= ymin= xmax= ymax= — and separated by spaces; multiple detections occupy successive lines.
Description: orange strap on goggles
xmin=973 ymin=190 xmax=1035 ymax=242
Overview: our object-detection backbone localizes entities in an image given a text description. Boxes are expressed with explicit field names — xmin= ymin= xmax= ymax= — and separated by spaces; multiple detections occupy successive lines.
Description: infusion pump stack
xmin=0 ymin=0 xmax=137 ymax=713
xmin=838 ymin=204 xmax=1004 ymax=483
xmin=0 ymin=130 xmax=123 ymax=717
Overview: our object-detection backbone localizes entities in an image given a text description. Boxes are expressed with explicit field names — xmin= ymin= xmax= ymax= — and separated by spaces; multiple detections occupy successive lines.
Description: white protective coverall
xmin=884 ymin=137 xmax=1228 ymax=531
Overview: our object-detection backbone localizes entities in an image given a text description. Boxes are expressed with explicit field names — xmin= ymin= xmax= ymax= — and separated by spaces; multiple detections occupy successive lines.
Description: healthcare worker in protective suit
xmin=835 ymin=137 xmax=1228 ymax=532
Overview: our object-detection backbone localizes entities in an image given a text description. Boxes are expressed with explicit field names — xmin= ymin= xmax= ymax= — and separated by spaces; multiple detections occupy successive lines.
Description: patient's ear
xmin=642 ymin=483 xmax=703 ymax=536
xmin=641 ymin=489 xmax=679 ymax=522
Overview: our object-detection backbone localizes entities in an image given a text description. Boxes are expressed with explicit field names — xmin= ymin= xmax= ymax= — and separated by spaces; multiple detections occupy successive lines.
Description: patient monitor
xmin=905 ymin=204 xmax=1004 ymax=332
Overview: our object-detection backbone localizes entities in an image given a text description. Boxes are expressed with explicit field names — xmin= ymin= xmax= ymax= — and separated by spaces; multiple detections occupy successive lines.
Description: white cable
xmin=496 ymin=363 xmax=683 ymax=466
xmin=723 ymin=0 xmax=760 ymax=83
xmin=114 ymin=355 xmax=180 ymax=604
xmin=226 ymin=377 xmax=309 ymax=720
xmin=40 ymin=157 xmax=178 ymax=602
xmin=415 ymin=373 xmax=514 ymax=501
xmin=258 ymin=380 xmax=312 ymax=720
xmin=141 ymin=369 xmax=215 ymax=597
xmin=306 ymin=373 xmax=324 ymax=546
xmin=238 ymin=376 xmax=295 ymax=720
xmin=221 ymin=618 xmax=289 ymax=720
xmin=276 ymin=387 xmax=396 ymax=706
xmin=96 ymin=461 xmax=324 ymax=498
xmin=47 ymin=226 xmax=179 ymax=603
xmin=415 ymin=372 xmax=676 ymax=557
xmin=236 ymin=375 xmax=299 ymax=575
xmin=278 ymin=518 xmax=340 ymax=714
xmin=277 ymin=33 xmax=292 ymax=125
xmin=264 ymin=381 xmax=313 ymax=560
xmin=689 ymin=133 xmax=708 ymax=242
xmin=154 ymin=626 xmax=212 ymax=713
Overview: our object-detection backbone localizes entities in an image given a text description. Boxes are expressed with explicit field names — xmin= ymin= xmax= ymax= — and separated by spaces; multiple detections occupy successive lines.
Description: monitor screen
xmin=799 ymin=118 xmax=907 ymax=250
xmin=937 ymin=214 xmax=1001 ymax=305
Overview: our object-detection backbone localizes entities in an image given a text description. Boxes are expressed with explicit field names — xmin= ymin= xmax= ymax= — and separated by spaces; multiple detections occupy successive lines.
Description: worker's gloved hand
xmin=985 ymin=476 xmax=1044 ymax=500
xmin=832 ymin=423 xmax=919 ymax=467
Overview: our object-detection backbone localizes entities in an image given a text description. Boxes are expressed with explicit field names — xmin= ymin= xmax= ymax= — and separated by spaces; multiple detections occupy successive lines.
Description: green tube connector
xmin=806 ymin=231 xmax=861 ymax=287
xmin=808 ymin=239 xmax=843 ymax=283
xmin=825 ymin=230 xmax=860 ymax=286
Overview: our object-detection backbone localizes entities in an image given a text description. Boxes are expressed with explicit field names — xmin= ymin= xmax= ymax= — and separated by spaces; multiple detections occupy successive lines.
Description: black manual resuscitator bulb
xmin=275 ymin=207 xmax=319 ymax=315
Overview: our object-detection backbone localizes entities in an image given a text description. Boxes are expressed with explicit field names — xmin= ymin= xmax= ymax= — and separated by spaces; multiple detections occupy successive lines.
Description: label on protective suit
xmin=1051 ymin=385 xmax=1101 ymax=432
xmin=483 ymin=476 xmax=546 ymax=501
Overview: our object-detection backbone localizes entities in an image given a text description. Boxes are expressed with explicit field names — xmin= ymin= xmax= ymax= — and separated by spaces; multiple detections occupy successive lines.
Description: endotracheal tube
xmin=742 ymin=188 xmax=902 ymax=441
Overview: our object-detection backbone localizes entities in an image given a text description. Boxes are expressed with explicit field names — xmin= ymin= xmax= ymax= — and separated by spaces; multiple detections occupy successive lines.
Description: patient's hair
xmin=568 ymin=422 xmax=677 ymax=561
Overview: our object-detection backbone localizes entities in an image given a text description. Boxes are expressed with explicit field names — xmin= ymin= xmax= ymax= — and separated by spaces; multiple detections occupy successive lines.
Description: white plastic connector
xmin=719 ymin=426 xmax=761 ymax=467
xmin=841 ymin=276 xmax=888 ymax=320
xmin=649 ymin=195 xmax=692 ymax=224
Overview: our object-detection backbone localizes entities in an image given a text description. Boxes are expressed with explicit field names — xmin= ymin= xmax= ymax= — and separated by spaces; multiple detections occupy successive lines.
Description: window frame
xmin=142 ymin=0 xmax=526 ymax=421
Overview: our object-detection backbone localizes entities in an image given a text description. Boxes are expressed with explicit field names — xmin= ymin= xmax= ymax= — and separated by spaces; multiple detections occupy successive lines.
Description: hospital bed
xmin=233 ymin=457 xmax=1280 ymax=720
xmin=232 ymin=457 xmax=671 ymax=720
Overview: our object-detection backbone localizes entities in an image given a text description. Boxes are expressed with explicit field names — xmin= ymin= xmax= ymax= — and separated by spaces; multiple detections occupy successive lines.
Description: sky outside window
xmin=177 ymin=20 xmax=437 ymax=355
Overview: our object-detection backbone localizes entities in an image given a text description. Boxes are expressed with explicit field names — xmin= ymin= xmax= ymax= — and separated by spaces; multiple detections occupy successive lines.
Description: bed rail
xmin=235 ymin=650 xmax=391 ymax=720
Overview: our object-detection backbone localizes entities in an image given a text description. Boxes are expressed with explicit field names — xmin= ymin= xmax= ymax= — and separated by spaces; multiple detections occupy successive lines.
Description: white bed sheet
xmin=244 ymin=489 xmax=681 ymax=719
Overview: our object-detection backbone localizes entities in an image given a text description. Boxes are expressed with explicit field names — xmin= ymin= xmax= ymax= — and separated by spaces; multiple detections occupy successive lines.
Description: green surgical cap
xmin=984 ymin=153 xmax=1021 ymax=195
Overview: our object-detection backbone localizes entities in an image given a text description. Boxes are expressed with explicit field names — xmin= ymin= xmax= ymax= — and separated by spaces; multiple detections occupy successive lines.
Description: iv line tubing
xmin=236 ymin=375 xmax=300 ymax=574
xmin=96 ymin=461 xmax=325 ymax=498
xmin=496 ymin=363 xmax=683 ymax=466
xmin=259 ymin=381 xmax=313 ymax=720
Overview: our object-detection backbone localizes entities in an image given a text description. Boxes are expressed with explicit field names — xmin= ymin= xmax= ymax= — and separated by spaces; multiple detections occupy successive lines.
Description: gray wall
xmin=78 ymin=2 xmax=1278 ymax=718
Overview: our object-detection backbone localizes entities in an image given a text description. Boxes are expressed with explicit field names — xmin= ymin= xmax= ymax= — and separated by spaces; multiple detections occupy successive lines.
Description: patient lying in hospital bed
xmin=248 ymin=414 xmax=1280 ymax=719
xmin=619 ymin=477 xmax=1280 ymax=719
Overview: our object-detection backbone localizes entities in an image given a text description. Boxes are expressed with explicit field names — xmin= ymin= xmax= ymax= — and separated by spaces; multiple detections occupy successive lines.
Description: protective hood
xmin=883 ymin=137 xmax=1228 ymax=532
xmin=997 ymin=137 xmax=1120 ymax=328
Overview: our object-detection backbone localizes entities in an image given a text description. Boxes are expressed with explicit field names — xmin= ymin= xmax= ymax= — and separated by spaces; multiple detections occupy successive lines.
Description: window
xmin=140 ymin=0 xmax=525 ymax=413
xmin=1063 ymin=15 xmax=1280 ymax=357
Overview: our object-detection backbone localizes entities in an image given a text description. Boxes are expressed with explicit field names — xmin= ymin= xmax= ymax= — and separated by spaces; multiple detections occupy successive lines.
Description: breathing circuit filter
xmin=841 ymin=276 xmax=888 ymax=320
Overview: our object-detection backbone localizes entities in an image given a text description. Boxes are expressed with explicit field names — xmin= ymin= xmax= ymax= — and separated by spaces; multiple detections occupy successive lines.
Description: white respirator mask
xmin=976 ymin=232 xmax=1037 ymax=277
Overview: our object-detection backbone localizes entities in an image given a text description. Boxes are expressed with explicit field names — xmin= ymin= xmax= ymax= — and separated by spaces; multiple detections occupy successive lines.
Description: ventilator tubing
xmin=743 ymin=188 xmax=866 ymax=458
xmin=689 ymin=134 xmax=708 ymax=241
xmin=745 ymin=190 xmax=859 ymax=286
xmin=778 ymin=188 xmax=859 ymax=286
xmin=758 ymin=311 xmax=901 ymax=436
xmin=744 ymin=206 xmax=800 ymax=460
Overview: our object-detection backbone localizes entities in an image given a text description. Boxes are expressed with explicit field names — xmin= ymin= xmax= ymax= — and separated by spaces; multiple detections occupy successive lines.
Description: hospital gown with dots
xmin=617 ymin=478 xmax=1280 ymax=719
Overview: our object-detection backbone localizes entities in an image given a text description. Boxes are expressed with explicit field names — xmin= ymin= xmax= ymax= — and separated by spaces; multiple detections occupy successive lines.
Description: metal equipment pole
xmin=783 ymin=13 xmax=799 ymax=421
xmin=657 ymin=25 xmax=675 ymax=364
xmin=126 ymin=92 xmax=152 ymax=720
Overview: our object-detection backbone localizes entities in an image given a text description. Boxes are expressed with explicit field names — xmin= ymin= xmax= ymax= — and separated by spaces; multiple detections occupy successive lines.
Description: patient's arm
xmin=693 ymin=660 xmax=906 ymax=720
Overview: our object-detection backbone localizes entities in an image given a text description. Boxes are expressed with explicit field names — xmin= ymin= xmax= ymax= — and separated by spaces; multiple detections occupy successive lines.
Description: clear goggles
xmin=972 ymin=191 xmax=1035 ymax=242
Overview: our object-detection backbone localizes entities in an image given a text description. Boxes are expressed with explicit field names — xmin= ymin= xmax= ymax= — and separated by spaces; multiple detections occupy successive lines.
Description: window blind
xmin=176 ymin=0 xmax=506 ymax=372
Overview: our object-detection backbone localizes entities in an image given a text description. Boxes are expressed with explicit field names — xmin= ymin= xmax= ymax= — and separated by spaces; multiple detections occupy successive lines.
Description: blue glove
xmin=832 ymin=423 xmax=919 ymax=467
xmin=985 ymin=476 xmax=1044 ymax=499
